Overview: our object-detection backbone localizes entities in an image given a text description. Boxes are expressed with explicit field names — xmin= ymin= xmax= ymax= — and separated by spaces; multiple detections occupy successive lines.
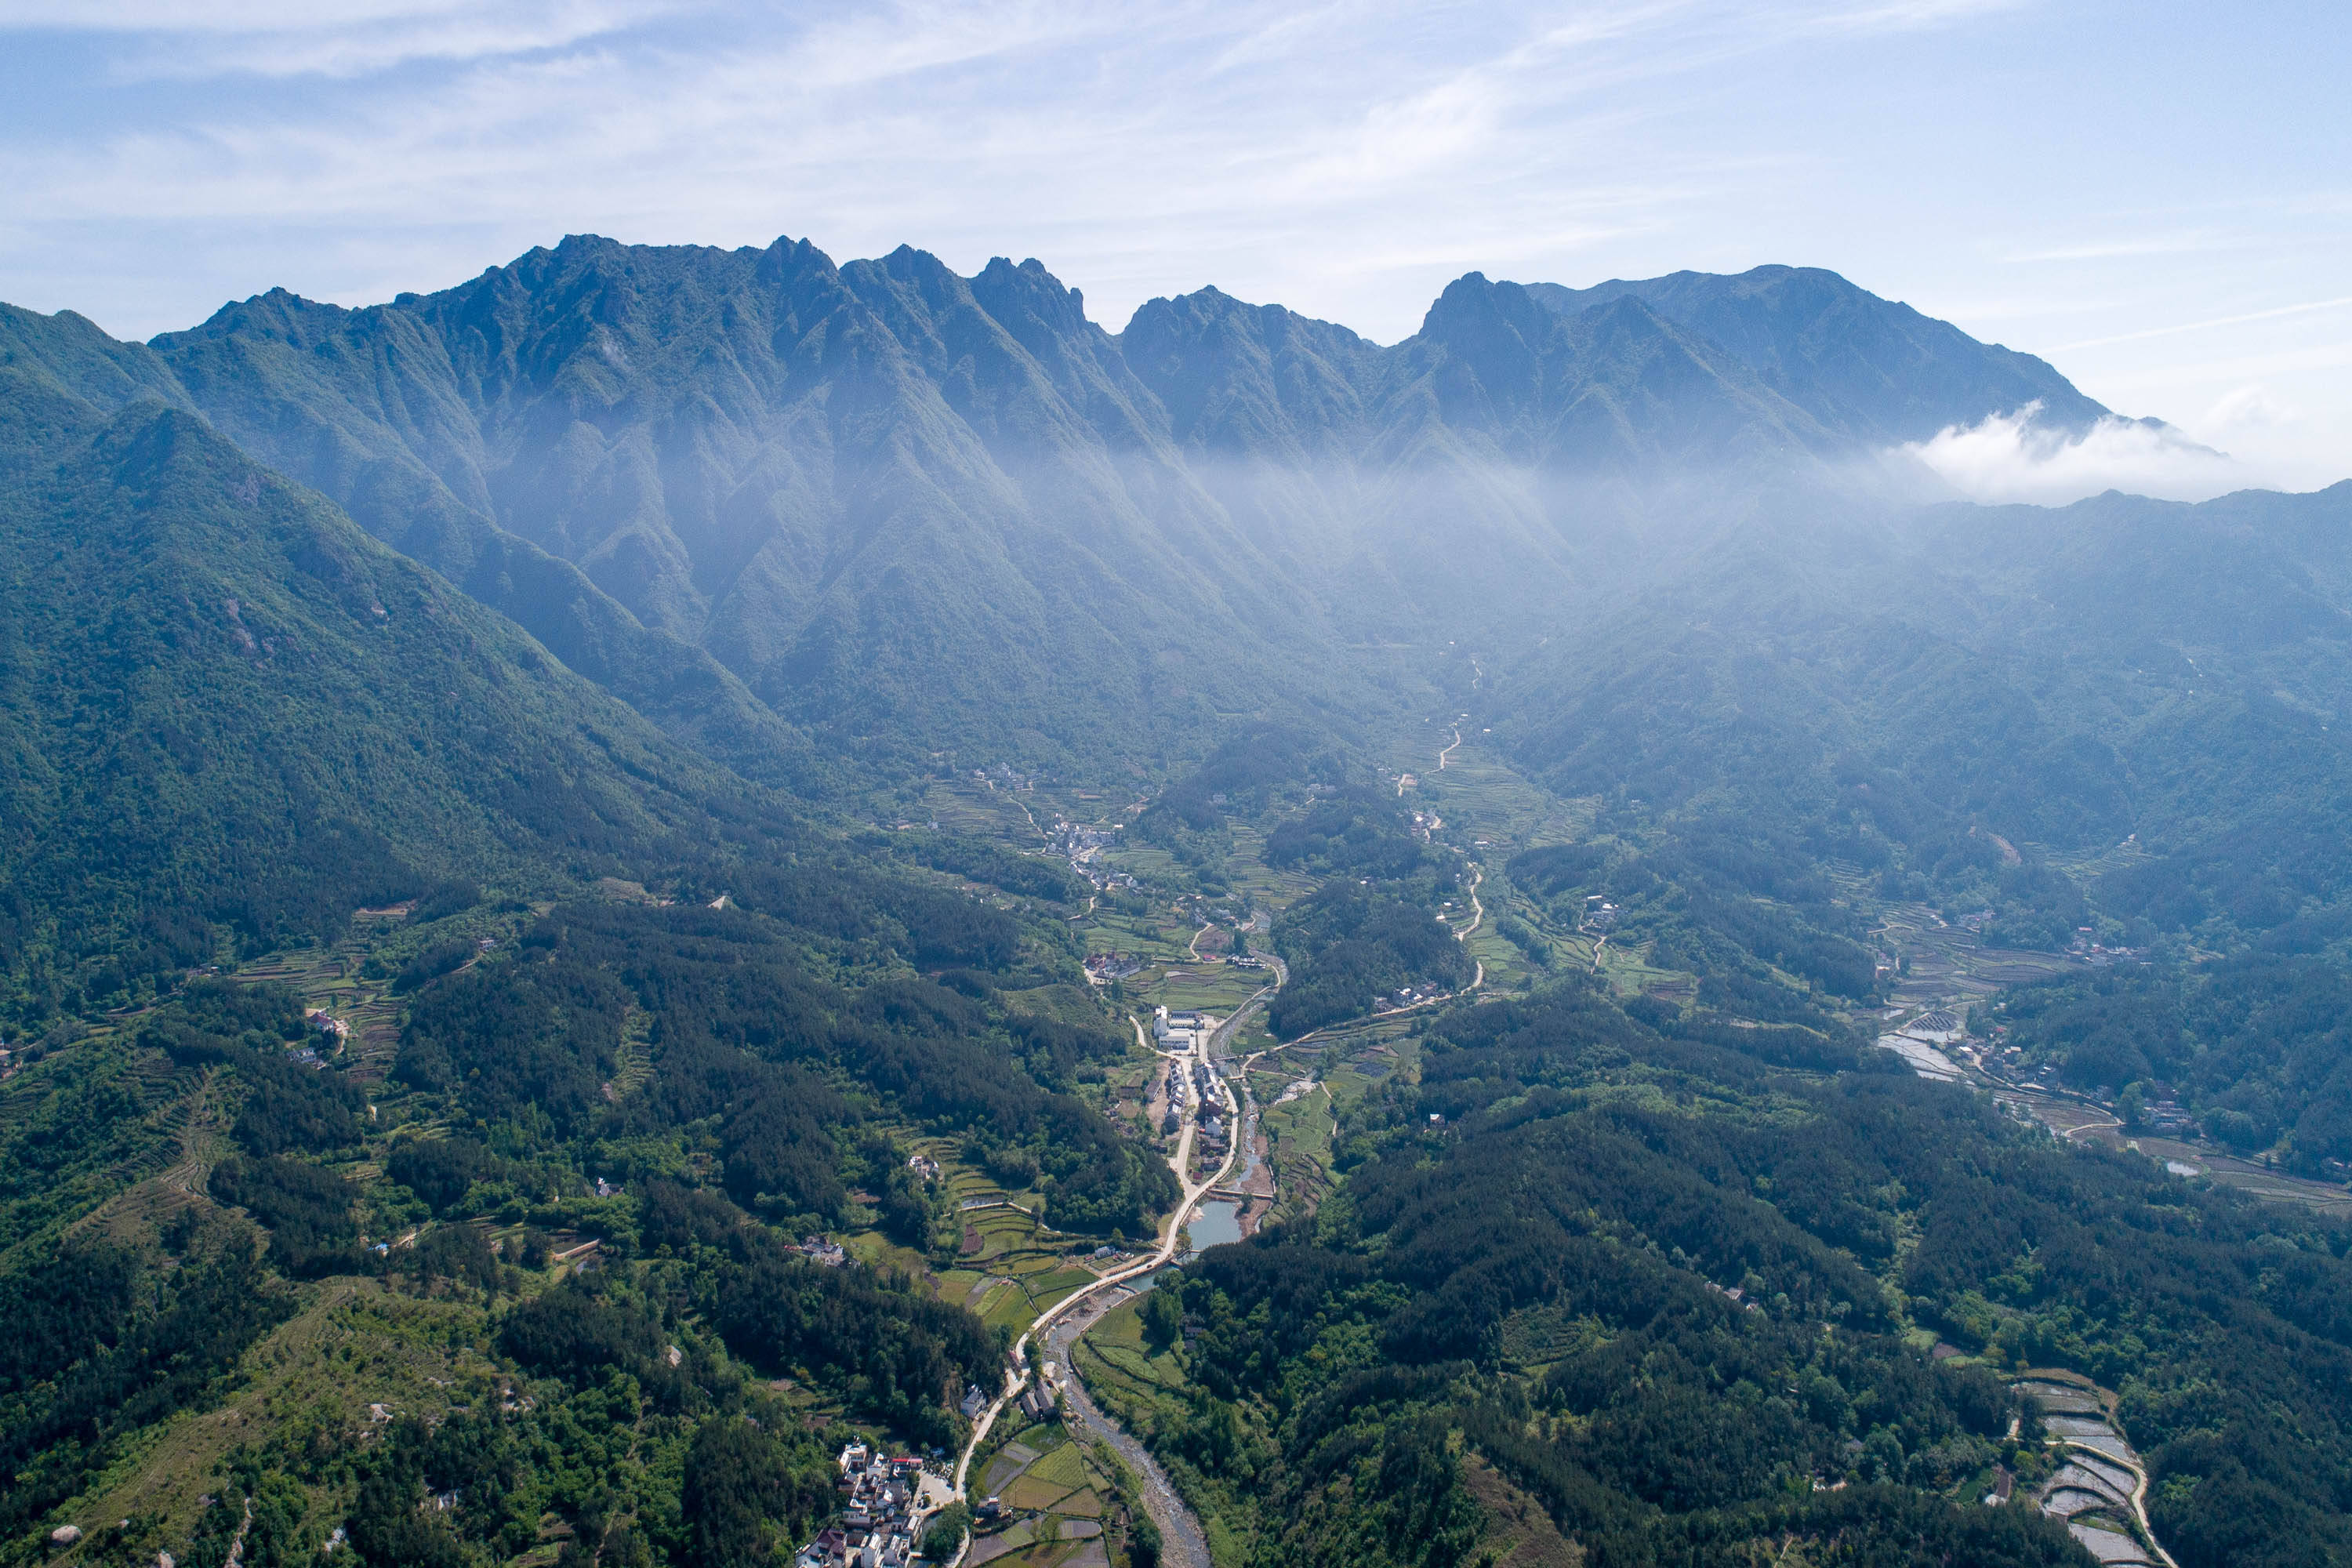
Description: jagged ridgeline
xmin=2 ymin=245 xmax=2120 ymax=779
xmin=9 ymin=226 xmax=2352 ymax=1568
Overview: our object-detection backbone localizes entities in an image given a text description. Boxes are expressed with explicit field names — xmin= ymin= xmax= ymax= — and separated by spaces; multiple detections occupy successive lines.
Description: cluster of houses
xmin=973 ymin=764 xmax=1036 ymax=793
xmin=1165 ymin=1054 xmax=1221 ymax=1112
xmin=1083 ymin=951 xmax=1144 ymax=981
xmin=786 ymin=1236 xmax=849 ymax=1267
xmin=2067 ymin=928 xmax=2147 ymax=965
xmin=794 ymin=1446 xmax=928 ymax=1568
xmin=1053 ymin=820 xmax=1120 ymax=862
xmin=1011 ymin=1374 xmax=1062 ymax=1422
xmin=1582 ymin=894 xmax=1619 ymax=930
xmin=1052 ymin=818 xmax=1140 ymax=893
xmin=1196 ymin=1108 xmax=1229 ymax=1160
xmin=269 ymin=1008 xmax=350 ymax=1069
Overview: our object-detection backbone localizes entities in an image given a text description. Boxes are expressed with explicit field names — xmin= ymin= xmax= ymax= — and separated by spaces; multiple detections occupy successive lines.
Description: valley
xmin=4 ymin=242 xmax=2352 ymax=1568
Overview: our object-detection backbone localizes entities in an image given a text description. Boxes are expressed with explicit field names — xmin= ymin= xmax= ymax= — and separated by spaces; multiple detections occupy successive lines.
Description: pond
xmin=1186 ymin=1200 xmax=1242 ymax=1252
xmin=1875 ymin=1033 xmax=1961 ymax=1081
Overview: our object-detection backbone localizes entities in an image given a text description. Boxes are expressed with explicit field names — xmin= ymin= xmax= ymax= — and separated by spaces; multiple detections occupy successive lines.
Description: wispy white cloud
xmin=7 ymin=0 xmax=1856 ymax=337
xmin=1806 ymin=0 xmax=2031 ymax=33
xmin=0 ymin=0 xmax=2344 ymax=493
xmin=1905 ymin=402 xmax=2249 ymax=505
xmin=18 ymin=0 xmax=681 ymax=78
xmin=2201 ymin=383 xmax=2297 ymax=436
xmin=1999 ymin=230 xmax=2243 ymax=264
xmin=1 ymin=1 xmax=502 ymax=28
xmin=2060 ymin=296 xmax=2352 ymax=351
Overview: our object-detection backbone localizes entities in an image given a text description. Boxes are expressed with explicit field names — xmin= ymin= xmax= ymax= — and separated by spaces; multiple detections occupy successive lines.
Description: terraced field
xmin=966 ymin=1420 xmax=1120 ymax=1568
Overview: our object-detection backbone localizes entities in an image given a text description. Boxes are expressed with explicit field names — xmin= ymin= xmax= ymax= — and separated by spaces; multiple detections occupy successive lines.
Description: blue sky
xmin=0 ymin=0 xmax=2344 ymax=497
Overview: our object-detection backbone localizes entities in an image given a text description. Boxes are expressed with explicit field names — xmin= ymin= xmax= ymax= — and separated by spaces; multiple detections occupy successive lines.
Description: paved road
xmin=942 ymin=834 xmax=1483 ymax=1563
xmin=945 ymin=988 xmax=1258 ymax=1557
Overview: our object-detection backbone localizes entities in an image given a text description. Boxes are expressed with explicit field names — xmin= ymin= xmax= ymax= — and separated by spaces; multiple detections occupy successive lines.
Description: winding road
xmin=943 ymin=972 xmax=1279 ymax=1562
xmin=940 ymin=720 xmax=1490 ymax=1561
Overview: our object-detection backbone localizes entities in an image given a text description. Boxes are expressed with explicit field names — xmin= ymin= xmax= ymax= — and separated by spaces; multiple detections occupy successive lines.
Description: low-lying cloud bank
xmin=1904 ymin=401 xmax=2249 ymax=506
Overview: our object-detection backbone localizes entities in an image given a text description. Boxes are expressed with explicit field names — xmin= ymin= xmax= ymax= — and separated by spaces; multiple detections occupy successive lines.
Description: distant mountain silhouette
xmin=1522 ymin=264 xmax=2107 ymax=443
xmin=5 ymin=241 xmax=2130 ymax=768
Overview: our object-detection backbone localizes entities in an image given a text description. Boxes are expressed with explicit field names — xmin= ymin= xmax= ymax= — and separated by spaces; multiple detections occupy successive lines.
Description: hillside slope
xmin=0 ymin=365 xmax=785 ymax=1017
xmin=1491 ymin=481 xmax=2352 ymax=950
xmin=12 ymin=238 xmax=2113 ymax=769
xmin=1 ymin=301 xmax=822 ymax=792
xmin=150 ymin=241 xmax=1339 ymax=774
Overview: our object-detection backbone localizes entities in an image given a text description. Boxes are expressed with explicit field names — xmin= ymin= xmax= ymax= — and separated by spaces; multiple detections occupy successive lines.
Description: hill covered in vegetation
xmin=0 ymin=363 xmax=804 ymax=1020
xmin=4 ymin=230 xmax=2352 ymax=1568
xmin=1108 ymin=974 xmax=2352 ymax=1568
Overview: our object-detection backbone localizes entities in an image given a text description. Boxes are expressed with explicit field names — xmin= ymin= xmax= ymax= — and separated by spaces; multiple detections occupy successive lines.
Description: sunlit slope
xmin=0 ymin=368 xmax=780 ymax=1011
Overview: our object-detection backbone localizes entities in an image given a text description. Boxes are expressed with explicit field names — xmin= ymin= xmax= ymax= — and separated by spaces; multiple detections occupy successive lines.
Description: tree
xmin=1129 ymin=1512 xmax=1163 ymax=1568
xmin=1140 ymin=1283 xmax=1184 ymax=1352
xmin=920 ymin=1502 xmax=969 ymax=1562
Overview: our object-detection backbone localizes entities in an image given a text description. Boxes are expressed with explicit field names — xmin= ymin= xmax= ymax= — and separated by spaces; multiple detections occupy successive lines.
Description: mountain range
xmin=8 ymin=236 xmax=2346 ymax=1007
xmin=7 ymin=232 xmax=2352 ymax=1568
xmin=5 ymin=241 xmax=2129 ymax=777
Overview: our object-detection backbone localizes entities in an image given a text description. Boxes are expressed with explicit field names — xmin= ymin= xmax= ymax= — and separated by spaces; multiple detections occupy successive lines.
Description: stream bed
xmin=1044 ymin=1286 xmax=1214 ymax=1568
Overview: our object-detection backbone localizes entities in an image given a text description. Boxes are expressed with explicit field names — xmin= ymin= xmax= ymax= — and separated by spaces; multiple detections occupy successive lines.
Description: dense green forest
xmin=1095 ymin=972 xmax=2352 ymax=1568
xmin=0 ymin=838 xmax=1171 ymax=1562
xmin=0 ymin=365 xmax=788 ymax=1025
xmin=1504 ymin=828 xmax=1878 ymax=1032
xmin=1496 ymin=484 xmax=2352 ymax=965
xmin=1995 ymin=955 xmax=2352 ymax=1168
xmin=1265 ymin=789 xmax=1472 ymax=1036
xmin=6 ymin=240 xmax=2352 ymax=1568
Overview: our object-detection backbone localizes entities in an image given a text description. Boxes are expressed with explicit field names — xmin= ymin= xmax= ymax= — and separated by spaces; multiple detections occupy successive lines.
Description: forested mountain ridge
xmin=0 ymin=361 xmax=808 ymax=1018
xmin=146 ymin=238 xmax=1339 ymax=775
xmin=2 ymin=241 xmax=2128 ymax=770
xmin=1486 ymin=481 xmax=2352 ymax=957
xmin=0 ymin=299 xmax=822 ymax=793
xmin=0 ymin=340 xmax=1175 ymax=1563
xmin=1114 ymin=976 xmax=2352 ymax=1568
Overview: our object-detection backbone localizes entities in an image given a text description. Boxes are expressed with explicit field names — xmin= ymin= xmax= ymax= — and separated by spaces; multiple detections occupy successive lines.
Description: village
xmin=793 ymin=1444 xmax=942 ymax=1568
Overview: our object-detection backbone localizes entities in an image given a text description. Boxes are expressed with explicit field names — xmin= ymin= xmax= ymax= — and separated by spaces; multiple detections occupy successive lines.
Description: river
xmin=1044 ymin=1287 xmax=1214 ymax=1568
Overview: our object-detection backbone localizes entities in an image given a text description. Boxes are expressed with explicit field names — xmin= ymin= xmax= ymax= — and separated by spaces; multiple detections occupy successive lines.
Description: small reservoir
xmin=1186 ymin=1200 xmax=1242 ymax=1252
